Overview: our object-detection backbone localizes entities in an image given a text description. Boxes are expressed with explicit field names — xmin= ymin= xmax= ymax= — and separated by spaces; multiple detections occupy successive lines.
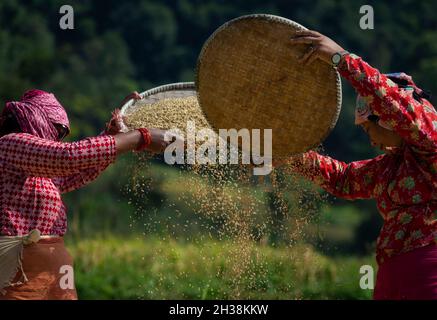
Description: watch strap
xmin=332 ymin=50 xmax=349 ymax=67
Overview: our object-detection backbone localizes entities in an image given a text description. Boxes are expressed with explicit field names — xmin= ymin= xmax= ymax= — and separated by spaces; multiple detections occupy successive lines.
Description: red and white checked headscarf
xmin=1 ymin=89 xmax=69 ymax=141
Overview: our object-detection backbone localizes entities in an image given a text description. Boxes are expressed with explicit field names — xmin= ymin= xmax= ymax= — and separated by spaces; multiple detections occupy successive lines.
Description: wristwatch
xmin=331 ymin=50 xmax=349 ymax=67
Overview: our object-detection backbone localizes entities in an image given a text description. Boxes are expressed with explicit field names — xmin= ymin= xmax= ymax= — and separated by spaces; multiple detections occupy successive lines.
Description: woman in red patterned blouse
xmin=283 ymin=30 xmax=437 ymax=299
xmin=0 ymin=89 xmax=173 ymax=299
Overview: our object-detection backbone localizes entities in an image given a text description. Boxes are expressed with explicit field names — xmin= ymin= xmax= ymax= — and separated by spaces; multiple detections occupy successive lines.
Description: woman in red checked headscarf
xmin=275 ymin=30 xmax=437 ymax=300
xmin=0 ymin=89 xmax=174 ymax=300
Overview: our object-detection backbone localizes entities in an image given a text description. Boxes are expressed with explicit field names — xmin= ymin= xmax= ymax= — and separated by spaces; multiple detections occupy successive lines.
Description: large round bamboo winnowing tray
xmin=119 ymin=82 xmax=198 ymax=132
xmin=196 ymin=14 xmax=342 ymax=158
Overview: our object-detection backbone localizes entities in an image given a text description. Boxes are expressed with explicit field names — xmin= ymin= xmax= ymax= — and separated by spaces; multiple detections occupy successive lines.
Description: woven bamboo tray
xmin=196 ymin=14 xmax=342 ymax=157
xmin=120 ymin=82 xmax=198 ymax=132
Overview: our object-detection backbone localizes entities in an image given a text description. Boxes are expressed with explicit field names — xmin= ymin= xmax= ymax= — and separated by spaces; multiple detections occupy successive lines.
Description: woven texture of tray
xmin=120 ymin=82 xmax=198 ymax=132
xmin=196 ymin=14 xmax=342 ymax=157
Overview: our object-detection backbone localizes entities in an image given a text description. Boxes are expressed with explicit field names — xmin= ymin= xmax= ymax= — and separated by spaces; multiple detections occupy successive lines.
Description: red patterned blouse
xmin=295 ymin=53 xmax=437 ymax=265
xmin=0 ymin=133 xmax=116 ymax=236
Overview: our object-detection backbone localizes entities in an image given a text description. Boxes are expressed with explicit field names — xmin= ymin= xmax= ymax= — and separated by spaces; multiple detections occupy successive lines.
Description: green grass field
xmin=68 ymin=237 xmax=376 ymax=300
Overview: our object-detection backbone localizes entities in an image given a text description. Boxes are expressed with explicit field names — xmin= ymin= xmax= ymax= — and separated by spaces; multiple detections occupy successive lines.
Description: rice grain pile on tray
xmin=124 ymin=96 xmax=211 ymax=136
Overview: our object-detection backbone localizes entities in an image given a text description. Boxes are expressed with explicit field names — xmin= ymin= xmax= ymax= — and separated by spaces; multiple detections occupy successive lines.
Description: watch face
xmin=332 ymin=54 xmax=341 ymax=64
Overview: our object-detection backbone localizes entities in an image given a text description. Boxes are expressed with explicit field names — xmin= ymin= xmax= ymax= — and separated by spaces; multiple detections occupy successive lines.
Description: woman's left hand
xmin=105 ymin=91 xmax=142 ymax=135
xmin=291 ymin=30 xmax=345 ymax=65
xmin=105 ymin=109 xmax=125 ymax=135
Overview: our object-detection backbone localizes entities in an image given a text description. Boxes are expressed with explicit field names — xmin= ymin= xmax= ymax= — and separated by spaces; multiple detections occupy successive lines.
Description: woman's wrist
xmin=331 ymin=50 xmax=349 ymax=67
xmin=135 ymin=128 xmax=152 ymax=152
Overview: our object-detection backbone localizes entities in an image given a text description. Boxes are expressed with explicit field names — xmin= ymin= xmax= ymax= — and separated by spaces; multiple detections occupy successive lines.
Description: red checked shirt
xmin=296 ymin=54 xmax=437 ymax=265
xmin=0 ymin=133 xmax=116 ymax=236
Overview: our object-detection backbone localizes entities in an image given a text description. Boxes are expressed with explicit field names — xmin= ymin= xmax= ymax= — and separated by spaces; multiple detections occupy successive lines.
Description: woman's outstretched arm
xmin=0 ymin=129 xmax=171 ymax=179
xmin=51 ymin=90 xmax=174 ymax=193
xmin=278 ymin=151 xmax=387 ymax=200
xmin=51 ymin=129 xmax=170 ymax=193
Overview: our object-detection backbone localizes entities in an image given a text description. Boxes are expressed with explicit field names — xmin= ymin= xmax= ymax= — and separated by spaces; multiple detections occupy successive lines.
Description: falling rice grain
xmin=122 ymin=96 xmax=328 ymax=298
